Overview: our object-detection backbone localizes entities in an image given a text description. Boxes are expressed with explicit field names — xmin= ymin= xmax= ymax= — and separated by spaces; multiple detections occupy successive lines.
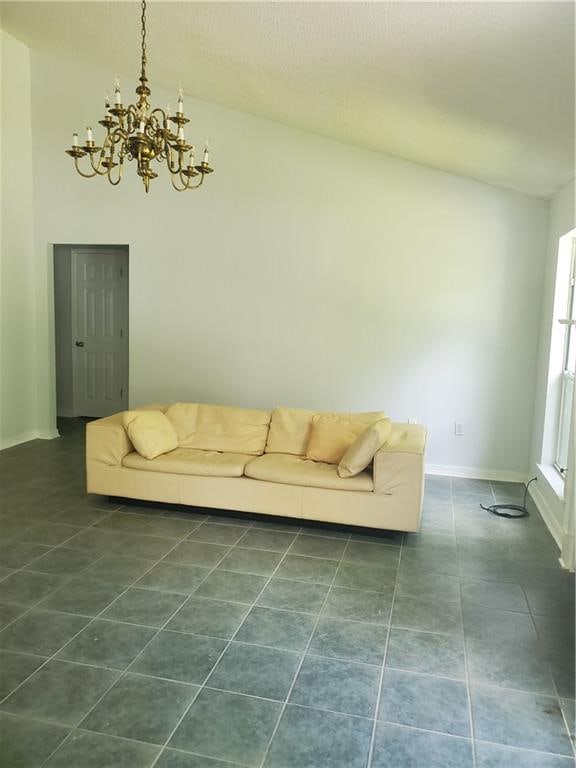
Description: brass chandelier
xmin=65 ymin=0 xmax=214 ymax=193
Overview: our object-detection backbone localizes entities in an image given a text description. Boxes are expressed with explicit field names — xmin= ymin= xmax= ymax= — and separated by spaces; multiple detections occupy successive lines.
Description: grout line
xmin=453 ymin=482 xmax=479 ymax=768
xmin=255 ymin=533 xmax=355 ymax=768
xmin=365 ymin=521 xmax=404 ymax=767
xmin=145 ymin=529 xmax=326 ymax=766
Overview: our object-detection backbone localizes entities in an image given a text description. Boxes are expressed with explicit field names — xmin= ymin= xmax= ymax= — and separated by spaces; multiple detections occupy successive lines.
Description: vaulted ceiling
xmin=1 ymin=1 xmax=573 ymax=198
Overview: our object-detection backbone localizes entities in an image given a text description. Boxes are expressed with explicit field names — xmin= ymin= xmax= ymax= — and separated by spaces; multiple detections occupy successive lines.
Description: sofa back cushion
xmin=338 ymin=419 xmax=392 ymax=477
xmin=165 ymin=402 xmax=272 ymax=455
xmin=265 ymin=407 xmax=387 ymax=457
xmin=123 ymin=410 xmax=178 ymax=460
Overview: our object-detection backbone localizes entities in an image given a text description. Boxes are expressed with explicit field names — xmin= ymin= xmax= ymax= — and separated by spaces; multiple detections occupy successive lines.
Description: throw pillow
xmin=306 ymin=415 xmax=369 ymax=465
xmin=338 ymin=419 xmax=392 ymax=477
xmin=123 ymin=410 xmax=178 ymax=460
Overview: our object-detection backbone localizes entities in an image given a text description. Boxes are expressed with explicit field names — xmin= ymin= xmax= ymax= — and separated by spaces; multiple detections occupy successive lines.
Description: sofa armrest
xmin=373 ymin=423 xmax=426 ymax=495
xmin=86 ymin=412 xmax=132 ymax=467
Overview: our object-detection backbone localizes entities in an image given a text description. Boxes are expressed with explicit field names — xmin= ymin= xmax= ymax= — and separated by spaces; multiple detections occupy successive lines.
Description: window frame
xmin=554 ymin=240 xmax=576 ymax=475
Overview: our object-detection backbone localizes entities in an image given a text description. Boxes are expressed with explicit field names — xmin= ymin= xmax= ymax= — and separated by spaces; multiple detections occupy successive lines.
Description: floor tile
xmin=0 ymin=712 xmax=70 ymax=768
xmin=169 ymin=688 xmax=281 ymax=766
xmin=207 ymin=640 xmax=301 ymax=700
xmin=0 ymin=650 xmax=46 ymax=699
xmin=475 ymin=740 xmax=575 ymax=767
xmin=132 ymin=630 xmax=226 ymax=683
xmin=113 ymin=534 xmax=178 ymax=560
xmin=57 ymin=618 xmax=156 ymax=669
xmin=0 ymin=658 xmax=118 ymax=725
xmin=44 ymin=729 xmax=160 ymax=767
xmin=0 ymin=542 xmax=51 ymax=568
xmin=167 ymin=596 xmax=249 ymax=638
xmin=392 ymin=596 xmax=463 ymax=635
xmin=533 ymin=613 xmax=575 ymax=658
xmin=333 ymin=561 xmax=397 ymax=592
xmin=548 ymin=651 xmax=575 ymax=700
xmin=17 ymin=523 xmax=82 ymax=546
xmin=264 ymin=704 xmax=372 ymax=768
xmin=194 ymin=570 xmax=267 ymax=603
xmin=0 ymin=602 xmax=26 ymax=630
xmin=343 ymin=540 xmax=400 ymax=566
xmin=289 ymin=534 xmax=347 ymax=559
xmin=460 ymin=578 xmax=529 ymax=612
xmin=0 ymin=609 xmax=89 ymax=655
xmin=217 ymin=547 xmax=283 ymax=576
xmin=275 ymin=555 xmax=338 ymax=585
xmin=101 ymin=588 xmax=187 ymax=627
xmin=386 ymin=627 xmax=466 ymax=679
xmin=471 ymin=684 xmax=573 ymax=755
xmin=523 ymin=583 xmax=575 ymax=618
xmin=163 ymin=540 xmax=230 ymax=567
xmin=463 ymin=604 xmax=539 ymax=643
xmin=322 ymin=586 xmax=392 ymax=624
xmin=235 ymin=606 xmax=316 ymax=651
xmin=81 ymin=672 xmax=198 ymax=744
xmin=378 ymin=668 xmax=470 ymax=737
xmin=188 ymin=523 xmax=247 ymax=545
xmin=0 ymin=570 xmax=66 ymax=606
xmin=65 ymin=528 xmax=130 ymax=552
xmin=53 ymin=507 xmax=110 ymax=526
xmin=466 ymin=636 xmax=555 ymax=694
xmin=372 ymin=721 xmax=473 ymax=767
xmin=397 ymin=569 xmax=461 ymax=601
xmin=206 ymin=514 xmax=254 ymax=527
xmin=155 ymin=750 xmax=246 ymax=768
xmin=290 ymin=654 xmax=380 ymax=717
xmin=83 ymin=555 xmax=155 ymax=586
xmin=238 ymin=528 xmax=296 ymax=552
xmin=141 ymin=516 xmax=203 ymax=539
xmin=257 ymin=578 xmax=329 ymax=613
xmin=135 ymin=562 xmax=209 ymax=594
xmin=40 ymin=579 xmax=124 ymax=615
xmin=401 ymin=546 xmax=459 ymax=576
xmin=25 ymin=546 xmax=100 ymax=575
xmin=95 ymin=512 xmax=153 ymax=533
xmin=309 ymin=616 xmax=387 ymax=664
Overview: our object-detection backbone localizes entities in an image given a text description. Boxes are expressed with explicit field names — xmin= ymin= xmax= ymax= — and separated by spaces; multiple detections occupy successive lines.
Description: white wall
xmin=27 ymin=49 xmax=550 ymax=476
xmin=530 ymin=179 xmax=575 ymax=541
xmin=0 ymin=31 xmax=43 ymax=448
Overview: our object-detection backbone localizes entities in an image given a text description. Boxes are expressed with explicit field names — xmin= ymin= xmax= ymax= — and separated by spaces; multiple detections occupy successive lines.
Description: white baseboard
xmin=529 ymin=480 xmax=563 ymax=549
xmin=0 ymin=428 xmax=60 ymax=450
xmin=37 ymin=429 xmax=61 ymax=441
xmin=425 ymin=464 xmax=527 ymax=483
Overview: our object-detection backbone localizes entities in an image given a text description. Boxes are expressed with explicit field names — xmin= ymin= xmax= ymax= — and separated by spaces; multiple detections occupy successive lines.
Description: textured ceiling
xmin=1 ymin=1 xmax=574 ymax=198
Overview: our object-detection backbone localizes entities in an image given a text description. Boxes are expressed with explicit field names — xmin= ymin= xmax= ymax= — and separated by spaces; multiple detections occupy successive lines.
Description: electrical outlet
xmin=454 ymin=422 xmax=464 ymax=436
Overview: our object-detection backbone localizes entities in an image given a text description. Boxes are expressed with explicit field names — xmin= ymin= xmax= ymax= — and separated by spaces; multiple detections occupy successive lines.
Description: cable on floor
xmin=480 ymin=476 xmax=538 ymax=519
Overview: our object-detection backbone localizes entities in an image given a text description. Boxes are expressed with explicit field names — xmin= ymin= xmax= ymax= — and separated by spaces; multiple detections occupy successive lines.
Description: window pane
xmin=557 ymin=373 xmax=573 ymax=472
xmin=567 ymin=325 xmax=575 ymax=375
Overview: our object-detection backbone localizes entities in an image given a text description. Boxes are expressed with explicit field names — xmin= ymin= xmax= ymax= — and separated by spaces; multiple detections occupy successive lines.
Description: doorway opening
xmin=53 ymin=244 xmax=129 ymax=418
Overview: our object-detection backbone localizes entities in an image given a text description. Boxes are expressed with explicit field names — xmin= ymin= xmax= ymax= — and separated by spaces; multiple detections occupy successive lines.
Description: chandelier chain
xmin=140 ymin=0 xmax=147 ymax=77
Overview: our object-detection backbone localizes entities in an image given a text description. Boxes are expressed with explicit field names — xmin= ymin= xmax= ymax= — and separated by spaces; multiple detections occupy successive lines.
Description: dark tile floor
xmin=0 ymin=418 xmax=574 ymax=767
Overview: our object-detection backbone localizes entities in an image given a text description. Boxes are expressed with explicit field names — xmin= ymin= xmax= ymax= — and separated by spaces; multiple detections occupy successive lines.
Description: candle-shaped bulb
xmin=203 ymin=141 xmax=210 ymax=164
xmin=86 ymin=127 xmax=93 ymax=143
xmin=114 ymin=77 xmax=122 ymax=104
xmin=188 ymin=148 xmax=195 ymax=167
xmin=166 ymin=104 xmax=171 ymax=118
xmin=178 ymin=125 xmax=185 ymax=141
xmin=177 ymin=87 xmax=184 ymax=113
xmin=104 ymin=91 xmax=110 ymax=108
xmin=72 ymin=133 xmax=79 ymax=147
xmin=139 ymin=119 xmax=146 ymax=134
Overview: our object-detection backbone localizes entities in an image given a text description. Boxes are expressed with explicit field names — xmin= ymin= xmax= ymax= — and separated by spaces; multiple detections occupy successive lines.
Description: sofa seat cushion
xmin=244 ymin=453 xmax=373 ymax=492
xmin=122 ymin=448 xmax=254 ymax=478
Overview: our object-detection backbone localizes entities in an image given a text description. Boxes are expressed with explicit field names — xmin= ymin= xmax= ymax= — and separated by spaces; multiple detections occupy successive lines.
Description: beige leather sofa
xmin=86 ymin=403 xmax=427 ymax=532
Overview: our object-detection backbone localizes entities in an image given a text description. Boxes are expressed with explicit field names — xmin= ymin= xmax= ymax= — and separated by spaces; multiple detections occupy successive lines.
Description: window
xmin=555 ymin=239 xmax=575 ymax=475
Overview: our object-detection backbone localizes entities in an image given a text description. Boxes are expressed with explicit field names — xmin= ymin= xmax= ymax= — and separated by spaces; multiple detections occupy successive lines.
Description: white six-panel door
xmin=72 ymin=247 xmax=128 ymax=417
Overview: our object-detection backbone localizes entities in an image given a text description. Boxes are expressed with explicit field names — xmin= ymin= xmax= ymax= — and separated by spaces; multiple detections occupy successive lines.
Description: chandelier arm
xmin=74 ymin=156 xmax=100 ymax=178
xmin=106 ymin=158 xmax=125 ymax=186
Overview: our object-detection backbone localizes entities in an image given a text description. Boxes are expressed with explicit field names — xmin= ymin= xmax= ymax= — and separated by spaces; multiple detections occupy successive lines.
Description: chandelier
xmin=65 ymin=0 xmax=213 ymax=193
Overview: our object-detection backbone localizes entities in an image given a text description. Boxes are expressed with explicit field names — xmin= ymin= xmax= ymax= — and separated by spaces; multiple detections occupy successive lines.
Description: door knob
xmin=75 ymin=341 xmax=85 ymax=347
